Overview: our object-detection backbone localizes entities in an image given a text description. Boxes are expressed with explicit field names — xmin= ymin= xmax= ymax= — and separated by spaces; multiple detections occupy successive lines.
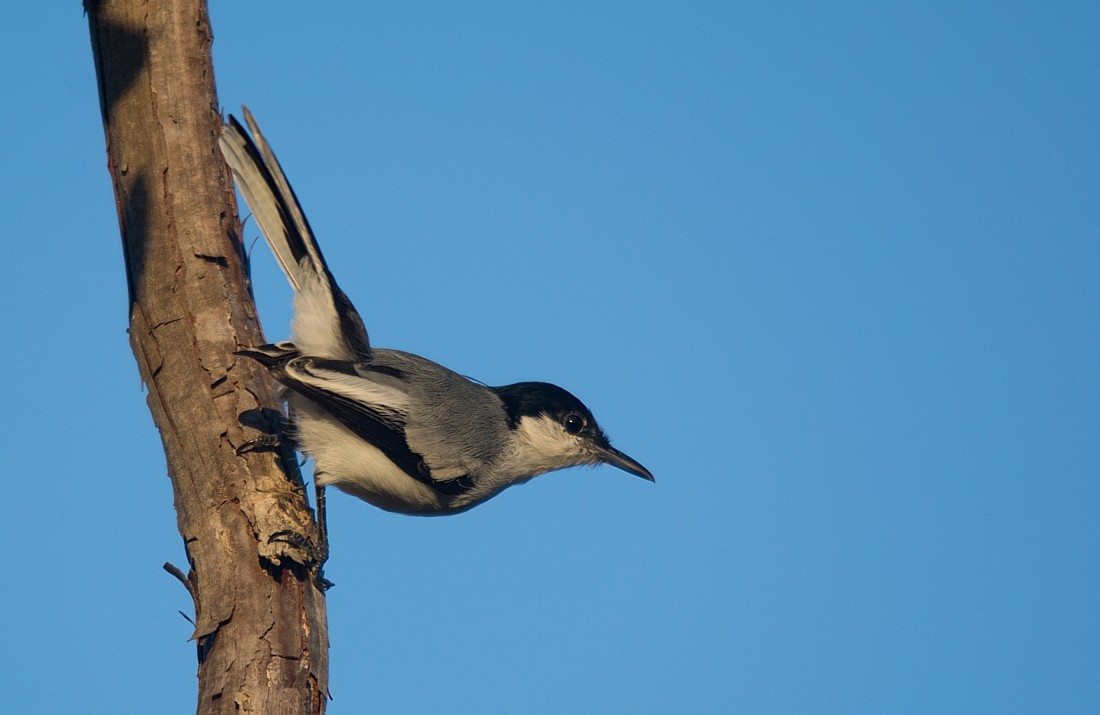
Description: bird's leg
xmin=311 ymin=483 xmax=332 ymax=590
xmin=315 ymin=483 xmax=329 ymax=567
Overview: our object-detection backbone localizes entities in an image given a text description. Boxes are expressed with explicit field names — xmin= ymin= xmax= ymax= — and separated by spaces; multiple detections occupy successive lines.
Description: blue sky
xmin=3 ymin=2 xmax=1098 ymax=712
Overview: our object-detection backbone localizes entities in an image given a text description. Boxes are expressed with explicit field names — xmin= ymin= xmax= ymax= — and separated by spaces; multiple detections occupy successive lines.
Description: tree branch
xmin=86 ymin=1 xmax=329 ymax=711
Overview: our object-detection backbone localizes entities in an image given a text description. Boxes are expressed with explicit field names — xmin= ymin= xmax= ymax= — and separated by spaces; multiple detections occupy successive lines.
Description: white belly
xmin=290 ymin=395 xmax=450 ymax=514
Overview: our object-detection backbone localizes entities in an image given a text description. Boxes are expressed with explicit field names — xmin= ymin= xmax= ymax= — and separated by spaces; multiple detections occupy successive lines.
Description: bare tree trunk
xmin=86 ymin=1 xmax=329 ymax=712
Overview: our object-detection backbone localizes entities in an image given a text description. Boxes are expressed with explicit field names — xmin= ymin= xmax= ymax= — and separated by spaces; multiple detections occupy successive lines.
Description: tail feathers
xmin=220 ymin=107 xmax=372 ymax=361
xmin=219 ymin=109 xmax=315 ymax=290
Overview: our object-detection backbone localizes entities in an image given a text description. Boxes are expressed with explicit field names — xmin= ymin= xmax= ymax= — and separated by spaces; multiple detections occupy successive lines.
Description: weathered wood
xmin=85 ymin=1 xmax=329 ymax=711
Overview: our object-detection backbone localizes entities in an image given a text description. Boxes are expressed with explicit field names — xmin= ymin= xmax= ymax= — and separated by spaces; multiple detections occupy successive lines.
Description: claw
xmin=235 ymin=434 xmax=284 ymax=455
xmin=269 ymin=525 xmax=332 ymax=591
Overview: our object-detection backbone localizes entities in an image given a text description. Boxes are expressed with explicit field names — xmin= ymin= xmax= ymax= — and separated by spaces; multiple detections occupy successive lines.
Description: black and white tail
xmin=219 ymin=107 xmax=371 ymax=361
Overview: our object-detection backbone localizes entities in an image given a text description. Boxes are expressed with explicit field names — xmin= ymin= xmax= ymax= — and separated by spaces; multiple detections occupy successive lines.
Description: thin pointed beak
xmin=597 ymin=445 xmax=654 ymax=482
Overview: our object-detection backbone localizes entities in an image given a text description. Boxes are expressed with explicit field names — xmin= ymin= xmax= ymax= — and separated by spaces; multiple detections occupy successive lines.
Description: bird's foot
xmin=269 ymin=529 xmax=333 ymax=591
xmin=235 ymin=433 xmax=289 ymax=455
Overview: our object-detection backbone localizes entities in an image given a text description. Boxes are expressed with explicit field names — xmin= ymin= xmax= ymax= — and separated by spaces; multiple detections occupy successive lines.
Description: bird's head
xmin=493 ymin=381 xmax=653 ymax=482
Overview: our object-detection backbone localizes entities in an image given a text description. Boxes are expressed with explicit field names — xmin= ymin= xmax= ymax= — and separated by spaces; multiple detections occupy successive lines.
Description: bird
xmin=219 ymin=107 xmax=652 ymax=524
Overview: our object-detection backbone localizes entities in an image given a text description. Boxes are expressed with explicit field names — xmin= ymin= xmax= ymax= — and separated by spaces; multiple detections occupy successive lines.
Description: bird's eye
xmin=563 ymin=412 xmax=587 ymax=434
